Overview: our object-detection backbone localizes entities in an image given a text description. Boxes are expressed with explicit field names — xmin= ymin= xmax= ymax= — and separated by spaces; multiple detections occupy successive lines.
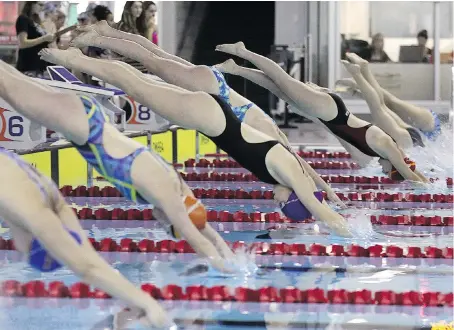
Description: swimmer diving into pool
xmin=336 ymin=53 xmax=442 ymax=143
xmin=38 ymin=47 xmax=352 ymax=237
xmin=0 ymin=148 xmax=172 ymax=328
xmin=0 ymin=59 xmax=234 ymax=274
xmin=213 ymin=42 xmax=429 ymax=183
xmin=69 ymin=20 xmax=345 ymax=208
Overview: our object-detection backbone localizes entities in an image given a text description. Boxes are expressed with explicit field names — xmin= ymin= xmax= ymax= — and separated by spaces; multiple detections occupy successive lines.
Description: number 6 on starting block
xmin=0 ymin=98 xmax=46 ymax=150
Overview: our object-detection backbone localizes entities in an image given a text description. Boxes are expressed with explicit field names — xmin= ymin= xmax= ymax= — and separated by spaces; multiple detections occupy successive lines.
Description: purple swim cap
xmin=280 ymin=191 xmax=324 ymax=222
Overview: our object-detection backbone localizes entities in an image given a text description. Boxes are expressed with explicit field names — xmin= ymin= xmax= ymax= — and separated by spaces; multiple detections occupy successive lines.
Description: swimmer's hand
xmin=140 ymin=301 xmax=176 ymax=329
xmin=209 ymin=256 xmax=236 ymax=274
xmin=327 ymin=192 xmax=348 ymax=209
xmin=323 ymin=215 xmax=352 ymax=237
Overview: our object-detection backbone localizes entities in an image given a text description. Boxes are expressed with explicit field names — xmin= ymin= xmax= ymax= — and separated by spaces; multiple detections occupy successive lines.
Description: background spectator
xmin=92 ymin=5 xmax=114 ymax=26
xmin=70 ymin=12 xmax=92 ymax=83
xmin=42 ymin=2 xmax=58 ymax=48
xmin=137 ymin=1 xmax=158 ymax=45
xmin=55 ymin=10 xmax=66 ymax=31
xmin=117 ymin=1 xmax=143 ymax=34
xmin=116 ymin=1 xmax=147 ymax=72
xmin=87 ymin=5 xmax=113 ymax=60
xmin=417 ymin=29 xmax=432 ymax=62
xmin=15 ymin=1 xmax=54 ymax=77
xmin=360 ymin=33 xmax=391 ymax=63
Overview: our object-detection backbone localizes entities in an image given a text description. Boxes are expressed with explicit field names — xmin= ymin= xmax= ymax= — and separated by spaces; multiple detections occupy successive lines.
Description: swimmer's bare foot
xmin=39 ymin=48 xmax=83 ymax=67
xmin=215 ymin=42 xmax=246 ymax=56
xmin=306 ymin=81 xmax=330 ymax=93
xmin=214 ymin=59 xmax=239 ymax=74
xmin=341 ymin=60 xmax=361 ymax=76
xmin=70 ymin=29 xmax=100 ymax=48
xmin=77 ymin=20 xmax=111 ymax=36
xmin=336 ymin=78 xmax=358 ymax=89
xmin=335 ymin=78 xmax=362 ymax=97
xmin=346 ymin=52 xmax=368 ymax=68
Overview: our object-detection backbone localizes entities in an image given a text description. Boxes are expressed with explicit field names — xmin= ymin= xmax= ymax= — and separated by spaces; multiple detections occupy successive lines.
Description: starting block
xmin=0 ymin=98 xmax=46 ymax=150
xmin=47 ymin=66 xmax=170 ymax=132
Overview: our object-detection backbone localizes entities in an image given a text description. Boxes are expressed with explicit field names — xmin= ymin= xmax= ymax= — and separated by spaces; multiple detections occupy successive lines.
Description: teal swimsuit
xmin=73 ymin=95 xmax=148 ymax=203
xmin=210 ymin=67 xmax=254 ymax=121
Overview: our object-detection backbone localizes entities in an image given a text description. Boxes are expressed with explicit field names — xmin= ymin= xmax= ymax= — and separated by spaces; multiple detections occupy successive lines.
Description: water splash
xmin=406 ymin=124 xmax=453 ymax=179
xmin=180 ymin=246 xmax=259 ymax=278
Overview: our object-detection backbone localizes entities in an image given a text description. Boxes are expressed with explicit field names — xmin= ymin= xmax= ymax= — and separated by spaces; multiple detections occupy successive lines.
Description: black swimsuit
xmin=207 ymin=94 xmax=279 ymax=184
xmin=319 ymin=93 xmax=381 ymax=158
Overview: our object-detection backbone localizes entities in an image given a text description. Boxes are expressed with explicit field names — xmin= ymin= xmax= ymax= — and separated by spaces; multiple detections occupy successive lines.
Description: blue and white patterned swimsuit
xmin=419 ymin=109 xmax=442 ymax=142
xmin=210 ymin=66 xmax=254 ymax=122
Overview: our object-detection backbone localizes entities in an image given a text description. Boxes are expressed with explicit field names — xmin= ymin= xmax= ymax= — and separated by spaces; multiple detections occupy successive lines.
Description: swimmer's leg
xmin=71 ymin=31 xmax=219 ymax=94
xmin=40 ymin=48 xmax=226 ymax=137
xmin=0 ymin=60 xmax=89 ymax=145
xmin=342 ymin=60 xmax=412 ymax=148
xmin=345 ymin=53 xmax=411 ymax=129
xmin=382 ymin=89 xmax=435 ymax=131
xmin=215 ymin=43 xmax=337 ymax=119
xmin=78 ymin=20 xmax=193 ymax=67
xmin=265 ymin=145 xmax=351 ymax=236
xmin=216 ymin=59 xmax=293 ymax=104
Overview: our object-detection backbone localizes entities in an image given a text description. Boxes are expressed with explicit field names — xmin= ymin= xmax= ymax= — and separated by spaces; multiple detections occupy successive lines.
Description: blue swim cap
xmin=280 ymin=191 xmax=324 ymax=222
xmin=29 ymin=230 xmax=82 ymax=272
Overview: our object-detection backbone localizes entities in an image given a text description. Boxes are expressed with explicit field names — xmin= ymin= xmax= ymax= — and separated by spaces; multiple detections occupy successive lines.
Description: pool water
xmin=0 ymin=161 xmax=452 ymax=330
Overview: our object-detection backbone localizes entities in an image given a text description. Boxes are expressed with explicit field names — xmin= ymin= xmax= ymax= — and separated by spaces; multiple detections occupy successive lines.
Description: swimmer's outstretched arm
xmin=274 ymin=128 xmax=346 ymax=207
xmin=155 ymin=201 xmax=231 ymax=270
xmin=70 ymin=30 xmax=219 ymax=95
xmin=78 ymin=20 xmax=193 ymax=67
xmin=14 ymin=203 xmax=171 ymax=327
xmin=381 ymin=141 xmax=429 ymax=182
xmin=268 ymin=148 xmax=351 ymax=236
xmin=199 ymin=226 xmax=235 ymax=259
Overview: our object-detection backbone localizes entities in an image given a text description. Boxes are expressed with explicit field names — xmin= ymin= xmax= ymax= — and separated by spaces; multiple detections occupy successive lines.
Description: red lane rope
xmin=179 ymin=172 xmax=453 ymax=186
xmin=0 ymin=238 xmax=451 ymax=258
xmin=60 ymin=185 xmax=454 ymax=203
xmin=205 ymin=151 xmax=353 ymax=159
xmin=183 ymin=158 xmax=360 ymax=170
xmin=1 ymin=280 xmax=452 ymax=306
xmin=71 ymin=207 xmax=454 ymax=227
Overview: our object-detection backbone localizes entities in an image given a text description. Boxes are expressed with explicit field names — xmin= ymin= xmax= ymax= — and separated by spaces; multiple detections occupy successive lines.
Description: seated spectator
xmin=417 ymin=29 xmax=432 ymax=63
xmin=137 ymin=1 xmax=158 ymax=45
xmin=117 ymin=2 xmax=143 ymax=34
xmin=116 ymin=1 xmax=148 ymax=72
xmin=360 ymin=33 xmax=391 ymax=63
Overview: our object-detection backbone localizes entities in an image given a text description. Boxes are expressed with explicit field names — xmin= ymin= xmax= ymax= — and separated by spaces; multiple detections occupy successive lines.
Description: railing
xmin=15 ymin=126 xmax=221 ymax=188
